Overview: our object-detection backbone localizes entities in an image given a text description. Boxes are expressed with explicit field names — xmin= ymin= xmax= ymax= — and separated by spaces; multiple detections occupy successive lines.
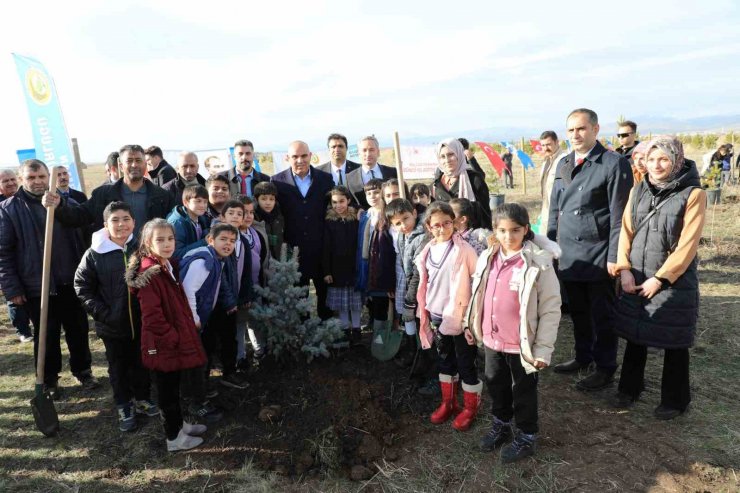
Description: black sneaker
xmin=78 ymin=372 xmax=101 ymax=391
xmin=44 ymin=384 xmax=63 ymax=401
xmin=576 ymin=371 xmax=614 ymax=392
xmin=500 ymin=431 xmax=536 ymax=463
xmin=654 ymin=404 xmax=685 ymax=420
xmin=480 ymin=418 xmax=512 ymax=452
xmin=220 ymin=373 xmax=249 ymax=390
xmin=417 ymin=377 xmax=441 ymax=397
xmin=610 ymin=391 xmax=637 ymax=409
xmin=187 ymin=401 xmax=223 ymax=423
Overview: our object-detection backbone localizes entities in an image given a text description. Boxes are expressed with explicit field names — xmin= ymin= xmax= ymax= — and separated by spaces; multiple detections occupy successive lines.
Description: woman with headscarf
xmin=629 ymin=141 xmax=650 ymax=185
xmin=611 ymin=136 xmax=706 ymax=420
xmin=431 ymin=138 xmax=492 ymax=228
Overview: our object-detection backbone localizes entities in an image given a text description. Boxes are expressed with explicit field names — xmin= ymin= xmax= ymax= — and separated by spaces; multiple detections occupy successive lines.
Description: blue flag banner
xmin=499 ymin=141 xmax=515 ymax=152
xmin=16 ymin=148 xmax=37 ymax=164
xmin=516 ymin=149 xmax=535 ymax=170
xmin=12 ymin=54 xmax=81 ymax=190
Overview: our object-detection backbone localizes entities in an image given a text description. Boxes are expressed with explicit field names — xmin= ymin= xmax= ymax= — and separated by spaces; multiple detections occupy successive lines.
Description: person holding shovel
xmin=0 ymin=159 xmax=98 ymax=399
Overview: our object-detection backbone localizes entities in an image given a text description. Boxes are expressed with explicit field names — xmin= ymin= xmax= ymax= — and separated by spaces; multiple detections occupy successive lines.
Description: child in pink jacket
xmin=415 ymin=201 xmax=480 ymax=431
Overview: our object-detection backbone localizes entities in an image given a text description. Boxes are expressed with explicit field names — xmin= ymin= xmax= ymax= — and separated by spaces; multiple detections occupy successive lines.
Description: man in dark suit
xmin=223 ymin=139 xmax=270 ymax=198
xmin=271 ymin=141 xmax=334 ymax=320
xmin=316 ymin=133 xmax=360 ymax=186
xmin=615 ymin=120 xmax=640 ymax=165
xmin=345 ymin=135 xmax=397 ymax=210
xmin=547 ymin=108 xmax=633 ymax=391
xmin=162 ymin=151 xmax=207 ymax=204
xmin=144 ymin=145 xmax=177 ymax=188
xmin=55 ymin=166 xmax=87 ymax=204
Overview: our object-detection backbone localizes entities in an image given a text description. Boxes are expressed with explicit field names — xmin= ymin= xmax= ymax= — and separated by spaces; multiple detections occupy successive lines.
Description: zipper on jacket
xmin=124 ymin=251 xmax=135 ymax=340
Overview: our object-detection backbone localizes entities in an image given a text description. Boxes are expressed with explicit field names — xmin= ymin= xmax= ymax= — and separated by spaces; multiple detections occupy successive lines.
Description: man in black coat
xmin=54 ymin=165 xmax=92 ymax=246
xmin=345 ymin=135 xmax=397 ymax=210
xmin=0 ymin=159 xmax=97 ymax=397
xmin=44 ymin=145 xmax=175 ymax=238
xmin=615 ymin=120 xmax=640 ymax=165
xmin=144 ymin=145 xmax=177 ymax=188
xmin=162 ymin=151 xmax=207 ymax=205
xmin=223 ymin=139 xmax=270 ymax=198
xmin=316 ymin=133 xmax=360 ymax=186
xmin=547 ymin=108 xmax=633 ymax=391
xmin=271 ymin=140 xmax=334 ymax=320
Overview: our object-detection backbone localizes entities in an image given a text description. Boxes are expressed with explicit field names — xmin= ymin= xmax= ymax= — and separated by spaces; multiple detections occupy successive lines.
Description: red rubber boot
xmin=452 ymin=380 xmax=483 ymax=431
xmin=430 ymin=374 xmax=460 ymax=424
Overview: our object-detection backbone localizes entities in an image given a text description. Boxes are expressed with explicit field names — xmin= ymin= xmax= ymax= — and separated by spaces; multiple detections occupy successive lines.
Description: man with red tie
xmin=547 ymin=108 xmax=633 ymax=391
xmin=223 ymin=140 xmax=270 ymax=198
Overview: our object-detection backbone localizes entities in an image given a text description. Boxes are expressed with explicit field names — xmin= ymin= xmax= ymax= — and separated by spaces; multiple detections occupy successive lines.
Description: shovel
xmin=371 ymin=303 xmax=403 ymax=361
xmin=30 ymin=167 xmax=60 ymax=437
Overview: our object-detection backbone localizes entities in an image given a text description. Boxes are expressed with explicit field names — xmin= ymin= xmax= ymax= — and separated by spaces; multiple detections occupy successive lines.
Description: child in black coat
xmin=323 ymin=186 xmax=362 ymax=343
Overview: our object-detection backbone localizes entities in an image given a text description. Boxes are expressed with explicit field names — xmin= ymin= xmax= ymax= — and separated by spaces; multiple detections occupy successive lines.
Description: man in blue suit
xmin=271 ymin=141 xmax=334 ymax=319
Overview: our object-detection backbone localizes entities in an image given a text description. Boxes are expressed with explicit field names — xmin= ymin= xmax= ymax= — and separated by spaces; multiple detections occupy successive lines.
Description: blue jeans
xmin=7 ymin=301 xmax=33 ymax=338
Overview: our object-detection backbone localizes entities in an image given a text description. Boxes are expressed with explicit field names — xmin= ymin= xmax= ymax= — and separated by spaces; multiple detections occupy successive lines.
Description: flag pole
xmin=393 ymin=131 xmax=406 ymax=199
xmin=71 ymin=138 xmax=87 ymax=196
xmin=520 ymin=137 xmax=527 ymax=195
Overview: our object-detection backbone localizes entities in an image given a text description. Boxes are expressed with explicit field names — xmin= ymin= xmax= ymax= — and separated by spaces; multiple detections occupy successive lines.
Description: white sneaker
xmin=19 ymin=335 xmax=34 ymax=343
xmin=166 ymin=429 xmax=204 ymax=452
xmin=182 ymin=421 xmax=207 ymax=436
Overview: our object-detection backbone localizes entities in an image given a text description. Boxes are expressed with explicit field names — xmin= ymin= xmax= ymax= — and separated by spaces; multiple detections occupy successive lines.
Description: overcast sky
xmin=1 ymin=0 xmax=739 ymax=165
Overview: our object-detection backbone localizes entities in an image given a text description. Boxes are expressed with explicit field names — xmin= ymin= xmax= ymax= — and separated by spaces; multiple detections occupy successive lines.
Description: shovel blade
xmin=371 ymin=324 xmax=404 ymax=362
xmin=31 ymin=391 xmax=59 ymax=437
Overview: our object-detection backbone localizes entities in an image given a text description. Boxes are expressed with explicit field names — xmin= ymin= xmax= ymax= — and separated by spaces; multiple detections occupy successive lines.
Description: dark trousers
xmin=180 ymin=365 xmax=206 ymax=406
xmin=26 ymin=284 xmax=92 ymax=385
xmin=300 ymin=273 xmax=332 ymax=320
xmin=436 ymin=332 xmax=478 ymax=386
xmin=618 ymin=341 xmax=691 ymax=411
xmin=7 ymin=301 xmax=33 ymax=337
xmin=154 ymin=370 xmax=182 ymax=440
xmin=101 ymin=335 xmax=151 ymax=406
xmin=563 ymin=280 xmax=618 ymax=373
xmin=504 ymin=168 xmax=514 ymax=188
xmin=370 ymin=296 xmax=390 ymax=321
xmin=202 ymin=309 xmax=237 ymax=376
xmin=485 ymin=348 xmax=539 ymax=434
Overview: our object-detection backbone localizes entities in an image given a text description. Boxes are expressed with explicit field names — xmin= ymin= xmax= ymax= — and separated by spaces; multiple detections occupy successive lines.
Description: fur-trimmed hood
xmin=325 ymin=206 xmax=357 ymax=222
xmin=125 ymin=255 xmax=163 ymax=290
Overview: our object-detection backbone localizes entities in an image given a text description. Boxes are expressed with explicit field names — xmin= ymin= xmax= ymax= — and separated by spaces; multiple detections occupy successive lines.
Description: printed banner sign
xmin=399 ymin=145 xmax=439 ymax=180
xmin=13 ymin=54 xmax=81 ymax=190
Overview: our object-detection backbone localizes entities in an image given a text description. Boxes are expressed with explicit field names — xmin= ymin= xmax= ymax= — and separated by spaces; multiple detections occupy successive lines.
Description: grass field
xmin=0 ymin=152 xmax=738 ymax=492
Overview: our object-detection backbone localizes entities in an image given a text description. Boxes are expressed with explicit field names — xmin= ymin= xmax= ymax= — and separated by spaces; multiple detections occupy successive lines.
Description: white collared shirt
xmin=362 ymin=164 xmax=380 ymax=184
xmin=331 ymin=161 xmax=347 ymax=185
xmin=575 ymin=144 xmax=597 ymax=163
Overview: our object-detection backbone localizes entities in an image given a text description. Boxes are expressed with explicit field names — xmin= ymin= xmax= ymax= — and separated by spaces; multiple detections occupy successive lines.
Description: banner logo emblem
xmin=25 ymin=68 xmax=52 ymax=106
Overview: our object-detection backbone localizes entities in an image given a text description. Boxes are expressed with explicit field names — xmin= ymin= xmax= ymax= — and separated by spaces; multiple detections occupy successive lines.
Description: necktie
xmin=338 ymin=170 xmax=343 ymax=185
xmin=371 ymin=168 xmax=377 ymax=179
xmin=576 ymin=158 xmax=585 ymax=166
xmin=240 ymin=176 xmax=247 ymax=195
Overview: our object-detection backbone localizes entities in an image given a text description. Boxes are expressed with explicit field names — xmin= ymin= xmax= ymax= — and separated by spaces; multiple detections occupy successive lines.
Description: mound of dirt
xmin=213 ymin=341 xmax=431 ymax=479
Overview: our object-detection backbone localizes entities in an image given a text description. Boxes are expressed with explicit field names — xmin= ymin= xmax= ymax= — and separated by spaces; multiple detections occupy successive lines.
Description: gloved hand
xmin=401 ymin=301 xmax=417 ymax=323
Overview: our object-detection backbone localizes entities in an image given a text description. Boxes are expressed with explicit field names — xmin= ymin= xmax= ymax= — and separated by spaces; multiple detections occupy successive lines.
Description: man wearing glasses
xmin=615 ymin=120 xmax=640 ymax=164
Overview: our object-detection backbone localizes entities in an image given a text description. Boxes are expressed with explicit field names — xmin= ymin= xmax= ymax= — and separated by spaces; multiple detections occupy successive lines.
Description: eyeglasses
xmin=429 ymin=220 xmax=453 ymax=231
xmin=617 ymin=133 xmax=633 ymax=138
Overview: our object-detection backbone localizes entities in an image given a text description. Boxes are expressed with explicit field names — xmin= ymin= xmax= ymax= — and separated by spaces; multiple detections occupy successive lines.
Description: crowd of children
xmin=59 ymin=134 xmax=705 ymax=463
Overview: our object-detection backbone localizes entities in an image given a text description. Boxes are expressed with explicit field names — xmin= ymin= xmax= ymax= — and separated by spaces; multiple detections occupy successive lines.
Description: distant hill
xmin=386 ymin=114 xmax=740 ymax=146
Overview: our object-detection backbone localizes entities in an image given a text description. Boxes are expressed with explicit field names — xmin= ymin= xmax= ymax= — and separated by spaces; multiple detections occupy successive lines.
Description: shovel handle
xmin=35 ymin=167 xmax=59 ymax=386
